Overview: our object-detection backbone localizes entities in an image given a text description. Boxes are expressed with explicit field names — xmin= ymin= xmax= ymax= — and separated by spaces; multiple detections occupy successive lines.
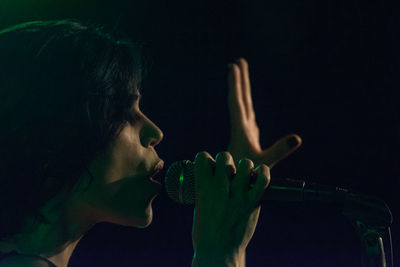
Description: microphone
xmin=164 ymin=160 xmax=392 ymax=224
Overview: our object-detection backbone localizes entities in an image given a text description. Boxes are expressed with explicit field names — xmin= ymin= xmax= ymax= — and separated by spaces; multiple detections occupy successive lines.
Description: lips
xmin=149 ymin=160 xmax=164 ymax=183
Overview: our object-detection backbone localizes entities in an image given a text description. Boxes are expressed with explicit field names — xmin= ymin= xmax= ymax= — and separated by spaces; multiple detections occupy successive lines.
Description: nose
xmin=140 ymin=115 xmax=164 ymax=148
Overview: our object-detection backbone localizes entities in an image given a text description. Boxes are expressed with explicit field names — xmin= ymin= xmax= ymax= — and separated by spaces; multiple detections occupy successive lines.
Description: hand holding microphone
xmin=166 ymin=157 xmax=392 ymax=224
xmin=189 ymin=151 xmax=269 ymax=267
xmin=166 ymin=152 xmax=393 ymax=267
xmin=186 ymin=58 xmax=300 ymax=266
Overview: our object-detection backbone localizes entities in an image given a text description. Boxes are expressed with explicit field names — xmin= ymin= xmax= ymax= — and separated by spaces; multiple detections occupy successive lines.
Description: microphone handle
xmin=265 ymin=178 xmax=350 ymax=202
xmin=165 ymin=160 xmax=392 ymax=225
xmin=266 ymin=178 xmax=392 ymax=226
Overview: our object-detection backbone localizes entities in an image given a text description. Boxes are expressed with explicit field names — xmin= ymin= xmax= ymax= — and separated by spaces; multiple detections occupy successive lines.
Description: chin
xmin=135 ymin=205 xmax=153 ymax=228
xmin=115 ymin=203 xmax=154 ymax=228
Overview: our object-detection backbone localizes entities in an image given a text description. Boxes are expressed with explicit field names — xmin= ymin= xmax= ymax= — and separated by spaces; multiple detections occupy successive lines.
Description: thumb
xmin=260 ymin=134 xmax=302 ymax=168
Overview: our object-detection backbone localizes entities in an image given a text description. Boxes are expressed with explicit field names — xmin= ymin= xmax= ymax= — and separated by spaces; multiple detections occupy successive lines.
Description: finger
xmin=214 ymin=152 xmax=236 ymax=194
xmin=260 ymin=134 xmax=302 ymax=168
xmin=194 ymin=151 xmax=215 ymax=191
xmin=228 ymin=63 xmax=246 ymax=127
xmin=230 ymin=158 xmax=254 ymax=199
xmin=237 ymin=58 xmax=254 ymax=120
xmin=248 ymin=164 xmax=270 ymax=208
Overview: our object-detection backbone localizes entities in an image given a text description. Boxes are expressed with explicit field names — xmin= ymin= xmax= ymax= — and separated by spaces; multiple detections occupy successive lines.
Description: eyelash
xmin=129 ymin=112 xmax=141 ymax=124
xmin=128 ymin=97 xmax=141 ymax=124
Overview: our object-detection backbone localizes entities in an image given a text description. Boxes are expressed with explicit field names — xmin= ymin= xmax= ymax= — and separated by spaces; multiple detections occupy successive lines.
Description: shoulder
xmin=0 ymin=254 xmax=55 ymax=267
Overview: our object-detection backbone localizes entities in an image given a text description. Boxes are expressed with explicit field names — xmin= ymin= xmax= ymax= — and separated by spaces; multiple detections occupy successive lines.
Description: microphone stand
xmin=165 ymin=165 xmax=395 ymax=266
xmin=340 ymin=194 xmax=393 ymax=267
xmin=282 ymin=180 xmax=394 ymax=266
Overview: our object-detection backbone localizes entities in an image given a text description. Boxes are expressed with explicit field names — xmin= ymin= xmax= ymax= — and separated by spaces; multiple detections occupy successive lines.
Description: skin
xmin=0 ymin=58 xmax=301 ymax=267
xmin=227 ymin=58 xmax=302 ymax=168
xmin=192 ymin=58 xmax=302 ymax=267
xmin=192 ymin=152 xmax=270 ymax=267
xmin=0 ymin=93 xmax=164 ymax=267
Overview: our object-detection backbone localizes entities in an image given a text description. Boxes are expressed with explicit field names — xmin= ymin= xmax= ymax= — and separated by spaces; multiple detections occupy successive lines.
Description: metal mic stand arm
xmin=341 ymin=194 xmax=393 ymax=267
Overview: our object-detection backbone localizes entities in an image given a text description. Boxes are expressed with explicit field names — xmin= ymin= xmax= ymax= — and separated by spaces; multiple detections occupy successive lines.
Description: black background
xmin=0 ymin=0 xmax=398 ymax=266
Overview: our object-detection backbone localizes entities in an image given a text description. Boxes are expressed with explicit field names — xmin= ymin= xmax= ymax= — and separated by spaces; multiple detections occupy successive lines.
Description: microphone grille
xmin=165 ymin=160 xmax=195 ymax=205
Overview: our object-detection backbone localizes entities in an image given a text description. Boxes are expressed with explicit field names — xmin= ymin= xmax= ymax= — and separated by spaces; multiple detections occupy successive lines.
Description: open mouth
xmin=149 ymin=160 xmax=164 ymax=183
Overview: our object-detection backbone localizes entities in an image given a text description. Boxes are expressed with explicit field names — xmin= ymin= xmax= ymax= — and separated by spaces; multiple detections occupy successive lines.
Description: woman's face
xmin=75 ymin=92 xmax=164 ymax=228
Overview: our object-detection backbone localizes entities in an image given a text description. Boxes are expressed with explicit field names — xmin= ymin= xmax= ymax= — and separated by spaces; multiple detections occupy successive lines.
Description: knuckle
xmin=252 ymin=165 xmax=270 ymax=188
xmin=256 ymin=164 xmax=268 ymax=172
xmin=263 ymin=165 xmax=271 ymax=177
xmin=216 ymin=152 xmax=235 ymax=176
xmin=216 ymin=151 xmax=232 ymax=162
xmin=262 ymin=164 xmax=270 ymax=172
xmin=259 ymin=165 xmax=270 ymax=177
xmin=195 ymin=152 xmax=214 ymax=169
xmin=196 ymin=151 xmax=210 ymax=160
xmin=239 ymin=158 xmax=254 ymax=168
xmin=261 ymin=166 xmax=270 ymax=185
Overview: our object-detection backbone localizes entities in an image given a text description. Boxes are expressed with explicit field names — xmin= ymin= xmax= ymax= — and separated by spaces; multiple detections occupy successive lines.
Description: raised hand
xmin=227 ymin=58 xmax=301 ymax=168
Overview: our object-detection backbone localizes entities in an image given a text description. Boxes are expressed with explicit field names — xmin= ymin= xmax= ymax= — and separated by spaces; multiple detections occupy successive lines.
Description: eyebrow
xmin=132 ymin=93 xmax=141 ymax=106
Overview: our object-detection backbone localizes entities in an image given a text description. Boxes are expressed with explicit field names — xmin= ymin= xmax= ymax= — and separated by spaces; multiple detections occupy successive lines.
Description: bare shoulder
xmin=0 ymin=254 xmax=54 ymax=267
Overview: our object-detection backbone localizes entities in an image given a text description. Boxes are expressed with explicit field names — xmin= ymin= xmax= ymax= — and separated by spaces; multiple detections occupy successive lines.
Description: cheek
xmin=81 ymin=124 xmax=158 ymax=226
xmin=110 ymin=126 xmax=145 ymax=178
xmin=84 ymin=175 xmax=158 ymax=226
xmin=108 ymin=177 xmax=157 ymax=225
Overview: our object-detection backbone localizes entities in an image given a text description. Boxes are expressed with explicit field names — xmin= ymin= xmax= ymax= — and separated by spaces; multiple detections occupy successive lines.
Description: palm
xmin=227 ymin=58 xmax=301 ymax=168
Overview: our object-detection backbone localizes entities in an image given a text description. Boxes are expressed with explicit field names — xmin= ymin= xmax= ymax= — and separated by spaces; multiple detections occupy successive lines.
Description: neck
xmin=0 ymin=194 xmax=95 ymax=267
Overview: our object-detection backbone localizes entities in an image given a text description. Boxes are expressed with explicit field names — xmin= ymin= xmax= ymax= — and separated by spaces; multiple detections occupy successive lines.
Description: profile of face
xmin=70 ymin=93 xmax=164 ymax=228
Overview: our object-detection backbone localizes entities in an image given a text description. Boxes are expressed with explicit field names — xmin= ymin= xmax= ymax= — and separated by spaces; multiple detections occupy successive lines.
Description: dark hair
xmin=0 ymin=19 xmax=145 ymax=240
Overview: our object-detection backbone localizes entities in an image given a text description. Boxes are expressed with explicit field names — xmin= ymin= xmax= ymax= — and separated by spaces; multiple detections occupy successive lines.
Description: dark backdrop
xmin=0 ymin=0 xmax=398 ymax=266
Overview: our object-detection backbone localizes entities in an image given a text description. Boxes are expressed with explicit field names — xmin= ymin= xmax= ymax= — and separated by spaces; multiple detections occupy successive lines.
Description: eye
xmin=129 ymin=112 xmax=141 ymax=125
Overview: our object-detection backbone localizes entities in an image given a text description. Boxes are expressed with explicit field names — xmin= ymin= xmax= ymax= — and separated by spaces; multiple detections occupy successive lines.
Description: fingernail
xmin=287 ymin=136 xmax=299 ymax=149
xmin=250 ymin=167 xmax=259 ymax=184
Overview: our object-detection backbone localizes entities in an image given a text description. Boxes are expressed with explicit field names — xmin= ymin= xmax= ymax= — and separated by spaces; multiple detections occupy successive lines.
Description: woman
xmin=0 ymin=19 xmax=301 ymax=266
